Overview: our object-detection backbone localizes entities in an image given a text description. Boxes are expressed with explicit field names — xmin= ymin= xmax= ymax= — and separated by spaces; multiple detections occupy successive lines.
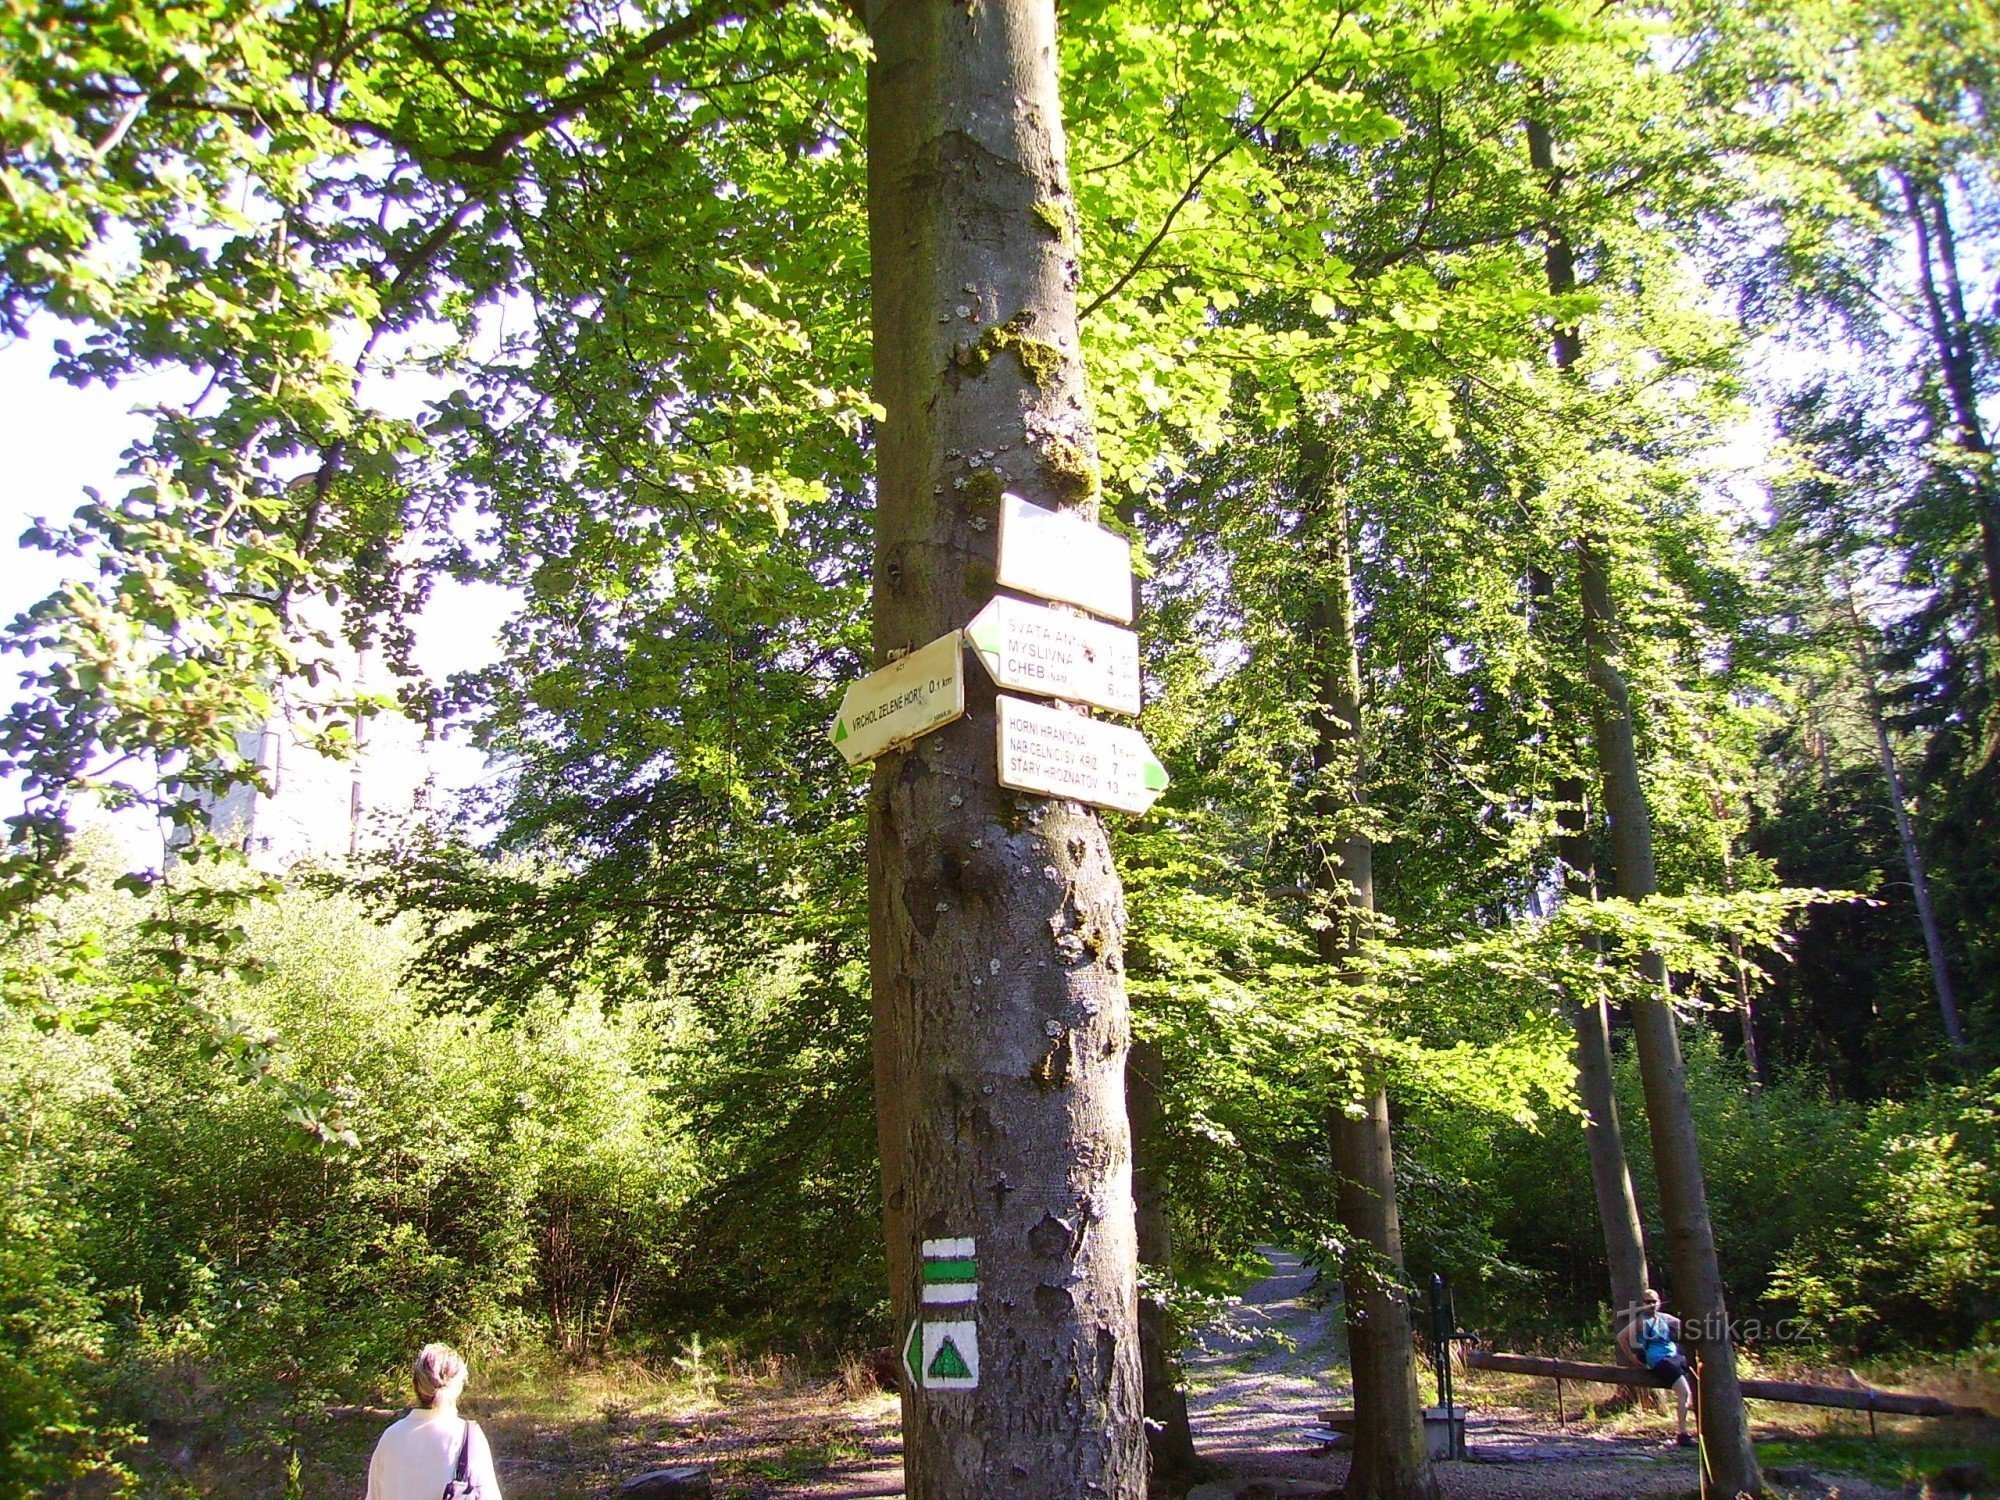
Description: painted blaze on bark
xmin=863 ymin=0 xmax=1147 ymax=1496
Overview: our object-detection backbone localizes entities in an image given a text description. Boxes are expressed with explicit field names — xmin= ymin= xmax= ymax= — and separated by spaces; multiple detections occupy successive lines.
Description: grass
xmin=1759 ymin=1429 xmax=2000 ymax=1490
xmin=107 ymin=1350 xmax=900 ymax=1500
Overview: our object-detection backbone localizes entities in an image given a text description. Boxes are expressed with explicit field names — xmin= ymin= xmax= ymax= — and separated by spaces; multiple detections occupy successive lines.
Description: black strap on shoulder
xmin=454 ymin=1423 xmax=472 ymax=1485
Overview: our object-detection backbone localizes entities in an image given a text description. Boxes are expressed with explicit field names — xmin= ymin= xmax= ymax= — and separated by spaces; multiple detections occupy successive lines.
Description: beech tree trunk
xmin=864 ymin=2 xmax=1146 ymax=1495
xmin=1534 ymin=563 xmax=1652 ymax=1341
xmin=1568 ymin=980 xmax=1652 ymax=1334
xmin=1305 ymin=473 xmax=1438 ymax=1500
xmin=1531 ymin=113 xmax=1760 ymax=1496
xmin=1555 ymin=778 xmax=1654 ymax=1407
xmin=1581 ymin=547 xmax=1764 ymax=1498
xmin=1128 ymin=1038 xmax=1201 ymax=1481
xmin=1842 ymin=590 xmax=1965 ymax=1049
xmin=1522 ymin=129 xmax=1653 ymax=1348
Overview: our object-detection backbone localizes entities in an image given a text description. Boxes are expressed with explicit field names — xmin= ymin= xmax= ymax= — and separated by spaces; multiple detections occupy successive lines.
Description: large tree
xmin=862 ymin=0 xmax=1146 ymax=1492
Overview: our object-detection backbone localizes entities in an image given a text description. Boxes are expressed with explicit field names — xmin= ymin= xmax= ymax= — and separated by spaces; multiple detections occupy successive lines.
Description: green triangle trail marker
xmin=832 ymin=717 xmax=849 ymax=745
xmin=912 ymin=1318 xmax=979 ymax=1391
xmin=927 ymin=1335 xmax=972 ymax=1380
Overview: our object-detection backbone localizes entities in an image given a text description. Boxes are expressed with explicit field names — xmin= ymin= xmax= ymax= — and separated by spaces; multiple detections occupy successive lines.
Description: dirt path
xmin=535 ymin=1250 xmax=1905 ymax=1499
xmin=1173 ymin=1249 xmax=1902 ymax=1500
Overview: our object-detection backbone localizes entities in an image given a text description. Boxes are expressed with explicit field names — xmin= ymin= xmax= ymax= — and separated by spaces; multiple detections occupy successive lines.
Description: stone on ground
xmin=619 ymin=1466 xmax=711 ymax=1499
xmin=1185 ymin=1480 xmax=1337 ymax=1500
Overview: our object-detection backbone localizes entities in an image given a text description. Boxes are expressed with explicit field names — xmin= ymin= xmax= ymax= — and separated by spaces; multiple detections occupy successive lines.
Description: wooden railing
xmin=1467 ymin=1349 xmax=1990 ymax=1419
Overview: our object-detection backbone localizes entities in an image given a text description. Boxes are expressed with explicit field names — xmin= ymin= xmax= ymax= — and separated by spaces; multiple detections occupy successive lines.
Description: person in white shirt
xmin=365 ymin=1343 xmax=504 ymax=1499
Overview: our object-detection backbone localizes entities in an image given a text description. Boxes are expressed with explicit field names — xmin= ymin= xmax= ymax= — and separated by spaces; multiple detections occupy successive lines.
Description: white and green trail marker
xmin=995 ymin=694 xmax=1170 ymax=815
xmin=995 ymin=492 xmax=1134 ymax=624
xmin=901 ymin=1239 xmax=980 ymax=1392
xmin=963 ymin=596 xmax=1141 ymax=716
xmin=827 ymin=630 xmax=965 ymax=766
xmin=920 ymin=1236 xmax=979 ymax=1306
xmin=903 ymin=1318 xmax=980 ymax=1392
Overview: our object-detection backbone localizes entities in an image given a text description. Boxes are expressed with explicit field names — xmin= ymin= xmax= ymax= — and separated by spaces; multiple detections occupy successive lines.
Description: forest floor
xmin=126 ymin=1255 xmax=1997 ymax=1499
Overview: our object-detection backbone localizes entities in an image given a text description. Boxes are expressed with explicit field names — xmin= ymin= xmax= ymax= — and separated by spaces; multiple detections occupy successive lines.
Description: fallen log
xmin=1466 ymin=1349 xmax=1990 ymax=1419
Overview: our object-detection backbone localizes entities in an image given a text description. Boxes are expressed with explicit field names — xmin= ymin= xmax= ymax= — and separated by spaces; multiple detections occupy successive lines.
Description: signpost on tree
xmin=860 ymin=0 xmax=1151 ymax=1494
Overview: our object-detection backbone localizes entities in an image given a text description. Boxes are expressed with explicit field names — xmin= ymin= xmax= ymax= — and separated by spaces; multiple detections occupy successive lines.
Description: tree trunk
xmin=1327 ymin=1094 xmax=1436 ymax=1500
xmin=1899 ymin=169 xmax=2000 ymax=633
xmin=1305 ymin=474 xmax=1438 ymax=1500
xmin=1534 ymin=568 xmax=1652 ymax=1343
xmin=1129 ymin=1038 xmax=1201 ymax=1481
xmin=1523 ymin=125 xmax=1653 ymax=1350
xmin=1841 ymin=590 xmax=1965 ymax=1049
xmin=1568 ymin=980 xmax=1652 ymax=1333
xmin=1530 ymin=108 xmax=1760 ymax=1498
xmin=1580 ymin=546 xmax=1764 ymax=1498
xmin=864 ymin=2 xmax=1146 ymax=1495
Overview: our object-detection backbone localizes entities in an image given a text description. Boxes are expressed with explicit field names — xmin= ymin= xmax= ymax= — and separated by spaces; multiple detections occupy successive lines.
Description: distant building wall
xmin=192 ymin=641 xmax=438 ymax=870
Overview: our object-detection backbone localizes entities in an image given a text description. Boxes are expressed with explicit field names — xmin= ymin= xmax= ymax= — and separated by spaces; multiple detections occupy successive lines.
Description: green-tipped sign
xmin=827 ymin=630 xmax=965 ymax=766
xmin=963 ymin=596 xmax=1141 ymax=716
xmin=995 ymin=694 xmax=1169 ymax=815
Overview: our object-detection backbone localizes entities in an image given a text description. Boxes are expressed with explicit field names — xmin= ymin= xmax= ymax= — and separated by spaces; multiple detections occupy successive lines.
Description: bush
xmin=1768 ymin=1071 xmax=2000 ymax=1351
xmin=0 ymin=1021 xmax=128 ymax=1496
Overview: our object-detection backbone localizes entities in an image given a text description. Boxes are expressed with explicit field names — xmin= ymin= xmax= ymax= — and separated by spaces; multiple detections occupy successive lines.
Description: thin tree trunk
xmin=1581 ymin=547 xmax=1764 ymax=1498
xmin=1523 ymin=124 xmax=1652 ymax=1351
xmin=1328 ymin=1094 xmax=1436 ymax=1500
xmin=1701 ymin=786 xmax=1768 ymax=1090
xmin=1305 ymin=472 xmax=1438 ymax=1500
xmin=1128 ymin=1038 xmax=1201 ymax=1481
xmin=1537 ymin=596 xmax=1652 ymax=1341
xmin=1840 ymin=590 xmax=1966 ymax=1049
xmin=1568 ymin=977 xmax=1653 ymax=1335
xmin=864 ymin=1 xmax=1146 ymax=1494
xmin=1530 ymin=110 xmax=1760 ymax=1497
xmin=1899 ymin=169 xmax=2000 ymax=632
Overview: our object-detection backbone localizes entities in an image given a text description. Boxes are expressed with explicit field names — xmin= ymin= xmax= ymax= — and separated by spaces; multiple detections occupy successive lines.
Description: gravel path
xmin=1176 ymin=1250 xmax=1903 ymax=1500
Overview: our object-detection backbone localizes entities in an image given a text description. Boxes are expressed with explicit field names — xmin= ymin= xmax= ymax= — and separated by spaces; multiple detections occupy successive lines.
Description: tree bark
xmin=1533 ymin=582 xmax=1652 ymax=1342
xmin=1840 ymin=589 xmax=1965 ymax=1049
xmin=1568 ymin=979 xmax=1652 ymax=1334
xmin=1128 ymin=1038 xmax=1201 ymax=1481
xmin=864 ymin=2 xmax=1146 ymax=1495
xmin=1304 ymin=472 xmax=1438 ymax=1500
xmin=1581 ymin=548 xmax=1764 ymax=1498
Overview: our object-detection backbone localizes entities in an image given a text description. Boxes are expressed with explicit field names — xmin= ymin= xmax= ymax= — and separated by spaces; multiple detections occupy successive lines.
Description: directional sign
xmin=996 ymin=694 xmax=1169 ymax=815
xmin=828 ymin=631 xmax=965 ymax=765
xmin=996 ymin=492 xmax=1134 ymax=623
xmin=964 ymin=596 xmax=1141 ymax=716
xmin=903 ymin=1318 xmax=980 ymax=1392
